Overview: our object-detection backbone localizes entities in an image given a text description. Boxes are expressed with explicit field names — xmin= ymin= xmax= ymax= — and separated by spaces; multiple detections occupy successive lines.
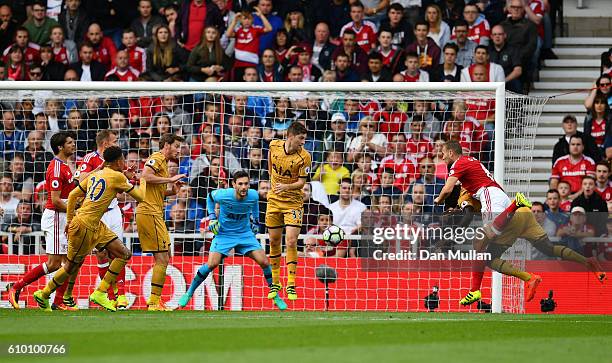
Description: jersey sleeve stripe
xmin=126 ymin=185 xmax=135 ymax=193
xmin=78 ymin=183 xmax=87 ymax=193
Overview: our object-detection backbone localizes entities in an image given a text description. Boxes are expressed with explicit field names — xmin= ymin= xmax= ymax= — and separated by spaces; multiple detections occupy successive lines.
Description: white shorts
xmin=41 ymin=209 xmax=68 ymax=255
xmin=474 ymin=186 xmax=511 ymax=223
xmin=101 ymin=207 xmax=124 ymax=241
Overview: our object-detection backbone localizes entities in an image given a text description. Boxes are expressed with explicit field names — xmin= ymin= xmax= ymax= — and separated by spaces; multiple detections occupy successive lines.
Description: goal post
xmin=0 ymin=81 xmax=546 ymax=313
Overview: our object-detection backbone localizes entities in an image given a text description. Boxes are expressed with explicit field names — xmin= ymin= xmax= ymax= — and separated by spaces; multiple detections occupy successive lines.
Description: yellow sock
xmin=490 ymin=258 xmax=531 ymax=282
xmin=42 ymin=268 xmax=69 ymax=298
xmin=64 ymin=270 xmax=79 ymax=298
xmin=270 ymin=242 xmax=282 ymax=285
xmin=97 ymin=258 xmax=127 ymax=293
xmin=286 ymin=246 xmax=298 ymax=287
xmin=553 ymin=245 xmax=587 ymax=265
xmin=149 ymin=263 xmax=167 ymax=304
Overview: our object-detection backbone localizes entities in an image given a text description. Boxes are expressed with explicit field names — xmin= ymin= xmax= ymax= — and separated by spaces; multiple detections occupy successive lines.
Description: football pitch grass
xmin=1 ymin=310 xmax=611 ymax=363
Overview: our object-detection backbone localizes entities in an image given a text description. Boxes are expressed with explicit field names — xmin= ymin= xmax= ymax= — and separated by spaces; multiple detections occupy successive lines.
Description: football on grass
xmin=322 ymin=225 xmax=345 ymax=246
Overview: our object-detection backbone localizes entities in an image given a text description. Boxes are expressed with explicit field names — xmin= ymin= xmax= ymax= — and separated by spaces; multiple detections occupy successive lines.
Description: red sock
xmin=13 ymin=263 xmax=47 ymax=291
xmin=115 ymin=267 xmax=126 ymax=296
xmin=53 ymin=279 xmax=69 ymax=305
xmin=470 ymin=261 xmax=487 ymax=292
xmin=491 ymin=203 xmax=519 ymax=233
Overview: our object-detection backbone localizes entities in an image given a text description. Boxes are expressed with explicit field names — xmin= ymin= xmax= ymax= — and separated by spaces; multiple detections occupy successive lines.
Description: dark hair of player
xmin=444 ymin=140 xmax=463 ymax=155
xmin=50 ymin=131 xmax=75 ymax=155
xmin=96 ymin=130 xmax=118 ymax=147
xmin=232 ymin=170 xmax=250 ymax=183
xmin=159 ymin=133 xmax=185 ymax=149
xmin=103 ymin=145 xmax=124 ymax=163
xmin=287 ymin=122 xmax=307 ymax=136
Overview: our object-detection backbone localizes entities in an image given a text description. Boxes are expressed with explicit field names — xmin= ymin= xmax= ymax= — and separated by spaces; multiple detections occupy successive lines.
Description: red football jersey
xmin=376 ymin=110 xmax=408 ymax=139
xmin=53 ymin=45 xmax=70 ymax=65
xmin=529 ymin=0 xmax=545 ymax=39
xmin=92 ymin=37 xmax=117 ymax=70
xmin=80 ymin=151 xmax=104 ymax=173
xmin=379 ymin=154 xmax=418 ymax=191
xmin=399 ymin=70 xmax=427 ymax=82
xmin=465 ymin=97 xmax=495 ymax=122
xmin=379 ymin=48 xmax=397 ymax=67
xmin=359 ymin=100 xmax=381 ymax=116
xmin=460 ymin=119 xmax=489 ymax=155
xmin=3 ymin=42 xmax=40 ymax=65
xmin=45 ymin=158 xmax=75 ymax=210
xmin=234 ymin=26 xmax=264 ymax=67
xmin=450 ymin=18 xmax=491 ymax=45
xmin=341 ymin=21 xmax=377 ymax=53
xmin=551 ymin=155 xmax=596 ymax=193
xmin=125 ymin=45 xmax=146 ymax=73
xmin=405 ymin=134 xmax=433 ymax=160
xmin=596 ymin=183 xmax=612 ymax=202
xmin=559 ymin=199 xmax=572 ymax=212
xmin=590 ymin=118 xmax=606 ymax=148
xmin=105 ymin=66 xmax=140 ymax=81
xmin=449 ymin=155 xmax=501 ymax=194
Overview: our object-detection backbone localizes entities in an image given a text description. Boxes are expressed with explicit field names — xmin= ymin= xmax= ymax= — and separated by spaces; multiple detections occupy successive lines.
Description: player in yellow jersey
xmin=451 ymin=188 xmax=606 ymax=306
xmin=136 ymin=134 xmax=186 ymax=311
xmin=266 ymin=122 xmax=312 ymax=301
xmin=33 ymin=146 xmax=145 ymax=312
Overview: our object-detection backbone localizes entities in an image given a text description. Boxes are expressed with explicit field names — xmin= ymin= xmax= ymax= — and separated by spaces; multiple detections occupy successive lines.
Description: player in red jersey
xmin=550 ymin=135 xmax=596 ymax=194
xmin=78 ymin=130 xmax=132 ymax=310
xmin=6 ymin=132 xmax=78 ymax=310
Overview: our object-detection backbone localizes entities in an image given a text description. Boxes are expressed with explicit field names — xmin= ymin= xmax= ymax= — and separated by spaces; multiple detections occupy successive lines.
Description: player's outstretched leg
xmin=486 ymin=195 xmax=531 ymax=238
xmin=34 ymin=266 xmax=72 ymax=312
xmin=532 ymin=238 xmax=607 ymax=283
xmin=179 ymin=263 xmax=213 ymax=308
xmin=8 ymin=262 xmax=48 ymax=309
xmin=489 ymin=258 xmax=541 ymax=302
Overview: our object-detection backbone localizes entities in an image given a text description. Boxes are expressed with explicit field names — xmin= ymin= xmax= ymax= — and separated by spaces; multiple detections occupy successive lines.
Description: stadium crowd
xmin=0 ymin=0 xmax=610 ymax=259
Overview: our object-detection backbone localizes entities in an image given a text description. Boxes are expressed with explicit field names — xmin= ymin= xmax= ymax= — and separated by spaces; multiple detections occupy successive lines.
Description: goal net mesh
xmin=0 ymin=86 xmax=546 ymax=313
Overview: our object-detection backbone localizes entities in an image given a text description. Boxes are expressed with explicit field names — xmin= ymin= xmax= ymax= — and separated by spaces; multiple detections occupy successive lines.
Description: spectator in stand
xmin=83 ymin=96 xmax=110 ymax=131
xmin=340 ymin=1 xmax=378 ymax=54
xmin=584 ymin=94 xmax=611 ymax=153
xmin=69 ymin=41 xmax=106 ymax=81
xmin=256 ymin=178 xmax=270 ymax=225
xmin=460 ymin=45 xmax=505 ymax=82
xmin=23 ymin=130 xmax=53 ymax=184
xmin=190 ymin=134 xmax=241 ymax=179
xmin=432 ymin=135 xmax=448 ymax=179
xmin=323 ymin=112 xmax=352 ymax=154
xmin=375 ymin=99 xmax=408 ymax=137
xmin=157 ymin=95 xmax=192 ymax=138
xmin=430 ymin=43 xmax=462 ymax=82
xmin=48 ymin=25 xmax=77 ymax=65
xmin=165 ymin=184 xmax=205 ymax=224
xmin=440 ymin=0 xmax=465 ymax=28
xmin=557 ymin=180 xmax=572 ymax=212
xmin=489 ymin=25 xmax=523 ymax=93
xmin=409 ymin=100 xmax=442 ymax=136
xmin=374 ymin=29 xmax=403 ymax=75
xmin=39 ymin=45 xmax=65 ymax=81
xmin=584 ymin=74 xmax=612 ymax=111
xmin=362 ymin=51 xmax=393 ymax=81
xmin=284 ymin=46 xmax=321 ymax=82
xmin=571 ymin=175 xmax=608 ymax=237
xmin=425 ymin=4 xmax=450 ymax=48
xmin=241 ymin=147 xmax=268 ymax=186
xmin=346 ymin=116 xmax=388 ymax=163
xmin=350 ymin=169 xmax=373 ymax=206
xmin=166 ymin=201 xmax=199 ymax=255
xmin=379 ymin=135 xmax=417 ymax=192
xmin=2 ymin=201 xmax=40 ymax=254
xmin=312 ymin=150 xmax=351 ymax=196
xmin=121 ymin=29 xmax=147 ymax=73
xmin=333 ymin=52 xmax=360 ymax=82
xmin=252 ymin=0 xmax=283 ymax=53
xmin=311 ymin=22 xmax=336 ymax=72
xmin=412 ymin=156 xmax=445 ymax=211
xmin=104 ymin=50 xmax=140 ymax=81
xmin=226 ymin=8 xmax=272 ymax=81
xmin=501 ymin=0 xmax=537 ymax=91
xmin=59 ymin=0 xmax=90 ymax=44
xmin=301 ymin=182 xmax=330 ymax=232
xmin=146 ymin=25 xmax=186 ymax=81
xmin=405 ymin=20 xmax=440 ymax=72
xmin=393 ymin=51 xmax=429 ymax=82
xmin=594 ymin=161 xmax=612 ymax=211
xmin=530 ymin=201 xmax=557 ymax=240
xmin=331 ymin=29 xmax=369 ymax=76
xmin=449 ymin=19 xmax=476 ymax=68
xmin=406 ymin=182 xmax=431 ymax=216
xmin=35 ymin=110 xmax=56 ymax=152
xmin=2 ymin=27 xmax=40 ymax=66
xmin=330 ymin=178 xmax=368 ymax=249
xmin=187 ymin=26 xmax=232 ymax=82
xmin=0 ymin=110 xmax=26 ymax=160
xmin=65 ymin=108 xmax=93 ymax=157
xmin=150 ymin=113 xmax=173 ymax=151
xmin=0 ymin=175 xmax=19 ymax=223
xmin=552 ymin=115 xmax=602 ymax=165
xmin=451 ymin=2 xmax=490 ymax=46
xmin=108 ymin=111 xmax=130 ymax=151
xmin=86 ymin=0 xmax=137 ymax=48
xmin=284 ymin=6 xmax=309 ymax=45
xmin=544 ymin=189 xmax=569 ymax=235
xmin=85 ymin=22 xmax=117 ymax=72
xmin=23 ymin=1 xmax=59 ymax=46
xmin=230 ymin=94 xmax=262 ymax=129
xmin=550 ymin=135 xmax=597 ymax=196
xmin=190 ymin=155 xmax=227 ymax=205
xmin=8 ymin=153 xmax=34 ymax=201
xmin=272 ymin=29 xmax=290 ymax=63
xmin=0 ymin=5 xmax=19 ymax=53
xmin=556 ymin=206 xmax=594 ymax=254
xmin=179 ymin=0 xmax=224 ymax=52
xmin=379 ymin=3 xmax=414 ymax=49
xmin=264 ymin=96 xmax=298 ymax=133
xmin=405 ymin=116 xmax=434 ymax=160
xmin=4 ymin=46 xmax=28 ymax=81
xmin=257 ymin=48 xmax=284 ymax=82
xmin=130 ymin=0 xmax=165 ymax=49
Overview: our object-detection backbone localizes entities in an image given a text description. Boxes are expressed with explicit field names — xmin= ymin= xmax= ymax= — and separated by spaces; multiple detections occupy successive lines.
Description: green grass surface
xmin=1 ymin=310 xmax=611 ymax=363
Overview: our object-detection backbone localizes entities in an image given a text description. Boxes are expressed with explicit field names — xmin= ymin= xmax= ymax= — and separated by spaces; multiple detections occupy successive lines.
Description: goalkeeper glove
xmin=250 ymin=217 xmax=260 ymax=235
xmin=208 ymin=215 xmax=220 ymax=235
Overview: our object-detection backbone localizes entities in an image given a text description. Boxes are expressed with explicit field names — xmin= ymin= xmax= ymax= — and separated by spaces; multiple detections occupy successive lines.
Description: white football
xmin=322 ymin=224 xmax=346 ymax=247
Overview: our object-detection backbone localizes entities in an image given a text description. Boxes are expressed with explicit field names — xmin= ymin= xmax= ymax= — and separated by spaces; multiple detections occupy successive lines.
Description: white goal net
xmin=0 ymin=82 xmax=547 ymax=313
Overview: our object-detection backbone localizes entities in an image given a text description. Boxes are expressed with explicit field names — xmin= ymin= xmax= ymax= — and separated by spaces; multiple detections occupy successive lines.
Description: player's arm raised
xmin=434 ymin=175 xmax=459 ymax=205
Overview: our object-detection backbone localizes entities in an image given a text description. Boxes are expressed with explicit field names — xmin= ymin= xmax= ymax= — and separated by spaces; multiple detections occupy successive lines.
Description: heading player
xmin=78 ymin=130 xmax=130 ymax=309
xmin=178 ymin=171 xmax=287 ymax=310
xmin=7 ymin=131 xmax=78 ymax=311
xmin=33 ymin=146 xmax=145 ymax=312
xmin=136 ymin=134 xmax=186 ymax=311
xmin=266 ymin=122 xmax=311 ymax=301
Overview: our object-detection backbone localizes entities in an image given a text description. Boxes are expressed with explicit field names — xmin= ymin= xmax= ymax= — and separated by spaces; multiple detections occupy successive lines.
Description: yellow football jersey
xmin=71 ymin=168 xmax=137 ymax=229
xmin=267 ymin=139 xmax=312 ymax=209
xmin=137 ymin=151 xmax=168 ymax=216
xmin=458 ymin=187 xmax=481 ymax=212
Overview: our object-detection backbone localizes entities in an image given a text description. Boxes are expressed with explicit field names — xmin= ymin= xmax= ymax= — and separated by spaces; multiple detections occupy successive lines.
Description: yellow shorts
xmin=495 ymin=209 xmax=547 ymax=246
xmin=265 ymin=202 xmax=303 ymax=229
xmin=67 ymin=217 xmax=118 ymax=263
xmin=136 ymin=213 xmax=170 ymax=252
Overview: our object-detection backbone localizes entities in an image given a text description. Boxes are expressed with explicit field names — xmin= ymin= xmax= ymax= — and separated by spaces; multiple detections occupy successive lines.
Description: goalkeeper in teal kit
xmin=178 ymin=170 xmax=287 ymax=310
